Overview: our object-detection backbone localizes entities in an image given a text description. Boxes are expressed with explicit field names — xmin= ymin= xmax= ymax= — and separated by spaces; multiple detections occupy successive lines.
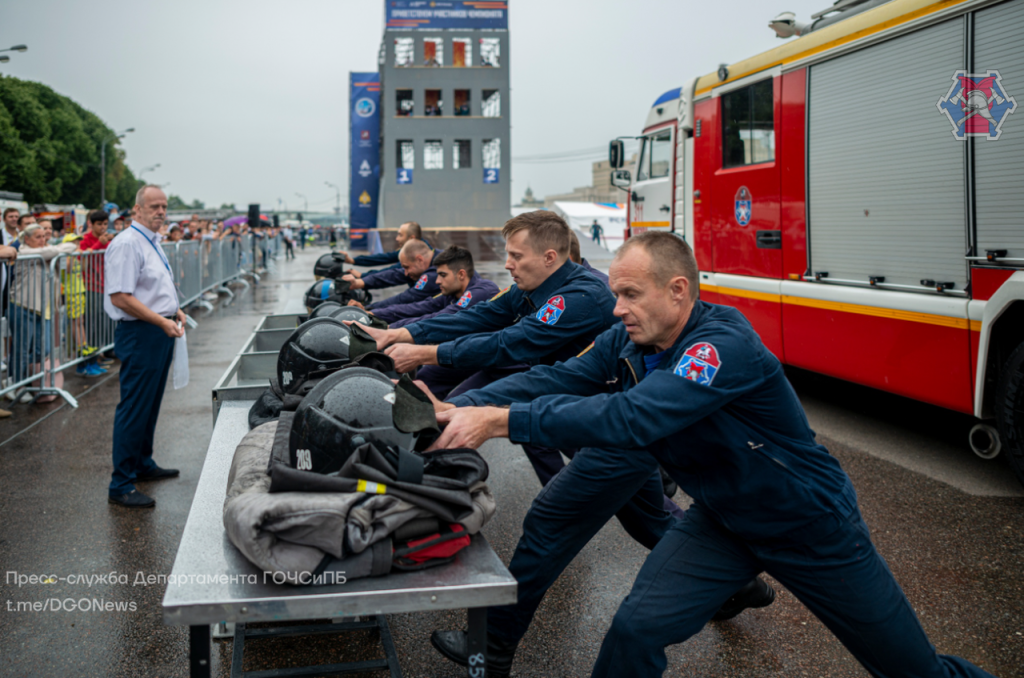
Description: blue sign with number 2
xmin=483 ymin=168 xmax=499 ymax=184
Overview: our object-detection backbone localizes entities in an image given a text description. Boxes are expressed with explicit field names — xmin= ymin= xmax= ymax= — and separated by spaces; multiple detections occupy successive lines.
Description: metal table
xmin=211 ymin=314 xmax=302 ymax=424
xmin=163 ymin=401 xmax=517 ymax=677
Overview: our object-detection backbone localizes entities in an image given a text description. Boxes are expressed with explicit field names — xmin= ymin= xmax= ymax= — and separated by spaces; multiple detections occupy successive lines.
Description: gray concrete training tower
xmin=378 ymin=1 xmax=511 ymax=230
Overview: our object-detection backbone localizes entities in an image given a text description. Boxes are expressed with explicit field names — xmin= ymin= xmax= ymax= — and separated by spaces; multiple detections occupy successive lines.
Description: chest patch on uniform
xmin=414 ymin=274 xmax=429 ymax=290
xmin=674 ymin=342 xmax=721 ymax=386
xmin=536 ymin=296 xmax=565 ymax=325
xmin=456 ymin=290 xmax=472 ymax=308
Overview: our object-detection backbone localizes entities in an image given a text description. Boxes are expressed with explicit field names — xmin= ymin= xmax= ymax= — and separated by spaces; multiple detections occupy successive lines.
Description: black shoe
xmin=136 ymin=466 xmax=180 ymax=481
xmin=712 ymin=577 xmax=776 ymax=621
xmin=430 ymin=629 xmax=518 ymax=678
xmin=108 ymin=489 xmax=155 ymax=508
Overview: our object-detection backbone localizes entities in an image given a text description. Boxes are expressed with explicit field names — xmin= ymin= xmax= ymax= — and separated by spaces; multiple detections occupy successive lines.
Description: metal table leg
xmin=466 ymin=607 xmax=488 ymax=678
xmin=190 ymin=624 xmax=212 ymax=678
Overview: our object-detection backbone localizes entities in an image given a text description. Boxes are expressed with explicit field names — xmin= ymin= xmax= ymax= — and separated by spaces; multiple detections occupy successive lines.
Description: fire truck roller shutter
xmin=974 ymin=0 xmax=1024 ymax=261
xmin=807 ymin=17 xmax=967 ymax=291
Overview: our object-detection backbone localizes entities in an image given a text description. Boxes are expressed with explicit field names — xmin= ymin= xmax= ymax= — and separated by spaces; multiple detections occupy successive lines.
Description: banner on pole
xmin=349 ymin=72 xmax=380 ymax=236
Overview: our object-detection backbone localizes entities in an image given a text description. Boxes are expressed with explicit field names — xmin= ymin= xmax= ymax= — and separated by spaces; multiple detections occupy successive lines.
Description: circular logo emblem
xmin=355 ymin=98 xmax=376 ymax=118
xmin=734 ymin=186 xmax=752 ymax=227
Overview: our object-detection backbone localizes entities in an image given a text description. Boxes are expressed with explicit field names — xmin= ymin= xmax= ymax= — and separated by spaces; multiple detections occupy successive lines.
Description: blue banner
xmin=349 ymin=72 xmax=380 ymax=231
xmin=386 ymin=1 xmax=508 ymax=30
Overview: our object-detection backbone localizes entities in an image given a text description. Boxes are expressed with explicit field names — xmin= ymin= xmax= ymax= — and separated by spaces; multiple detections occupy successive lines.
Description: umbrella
xmin=222 ymin=214 xmax=270 ymax=227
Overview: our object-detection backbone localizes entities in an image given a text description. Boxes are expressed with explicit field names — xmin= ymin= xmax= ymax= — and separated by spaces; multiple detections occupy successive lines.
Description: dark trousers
xmin=488 ymin=446 xmax=678 ymax=644
xmin=420 ymin=364 xmax=568 ymax=484
xmin=109 ymin=320 xmax=174 ymax=496
xmin=592 ymin=504 xmax=996 ymax=678
xmin=284 ymin=239 xmax=295 ymax=259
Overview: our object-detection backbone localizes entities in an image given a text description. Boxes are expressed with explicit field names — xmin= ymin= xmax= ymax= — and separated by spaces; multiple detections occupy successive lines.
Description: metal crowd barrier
xmin=0 ymin=236 xmax=263 ymax=408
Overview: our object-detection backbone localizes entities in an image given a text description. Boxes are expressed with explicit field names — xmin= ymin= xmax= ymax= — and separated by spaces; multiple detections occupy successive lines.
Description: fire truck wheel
xmin=995 ymin=340 xmax=1024 ymax=489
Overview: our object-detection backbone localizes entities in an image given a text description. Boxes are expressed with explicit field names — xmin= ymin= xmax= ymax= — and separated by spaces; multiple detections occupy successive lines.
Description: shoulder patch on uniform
xmin=490 ymin=286 xmax=511 ymax=301
xmin=673 ymin=342 xmax=721 ymax=386
xmin=414 ymin=274 xmax=429 ymax=290
xmin=536 ymin=295 xmax=565 ymax=326
xmin=456 ymin=290 xmax=472 ymax=308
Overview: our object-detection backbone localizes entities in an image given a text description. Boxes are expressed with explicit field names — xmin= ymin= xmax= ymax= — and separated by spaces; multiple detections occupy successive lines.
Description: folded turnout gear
xmin=223 ymin=420 xmax=494 ymax=585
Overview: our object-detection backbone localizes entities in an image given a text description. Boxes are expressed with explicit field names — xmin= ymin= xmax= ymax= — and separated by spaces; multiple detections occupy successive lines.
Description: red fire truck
xmin=609 ymin=0 xmax=1024 ymax=485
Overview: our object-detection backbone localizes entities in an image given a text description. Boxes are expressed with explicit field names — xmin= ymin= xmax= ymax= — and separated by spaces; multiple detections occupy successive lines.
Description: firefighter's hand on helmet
xmin=346 ymin=299 xmax=366 ymax=309
xmin=341 ymin=273 xmax=365 ymax=289
xmin=402 ymin=378 xmax=456 ymax=415
xmin=348 ymin=269 xmax=362 ymax=278
xmin=385 ymin=344 xmax=438 ymax=373
xmin=430 ymin=406 xmax=509 ymax=451
xmin=346 ymin=323 xmax=411 ymax=351
xmin=340 ymin=251 xmax=354 ymax=264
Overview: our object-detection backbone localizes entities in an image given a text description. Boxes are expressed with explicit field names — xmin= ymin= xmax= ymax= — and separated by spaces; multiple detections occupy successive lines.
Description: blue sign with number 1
xmin=483 ymin=168 xmax=499 ymax=184
xmin=397 ymin=168 xmax=413 ymax=184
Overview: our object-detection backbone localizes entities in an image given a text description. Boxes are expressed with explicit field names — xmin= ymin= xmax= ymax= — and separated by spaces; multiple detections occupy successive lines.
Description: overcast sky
xmin=3 ymin=0 xmax=827 ymax=212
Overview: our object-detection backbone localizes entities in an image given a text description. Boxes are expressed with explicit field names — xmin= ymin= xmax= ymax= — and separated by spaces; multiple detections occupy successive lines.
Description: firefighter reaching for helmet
xmin=402 ymin=230 xmax=995 ymax=678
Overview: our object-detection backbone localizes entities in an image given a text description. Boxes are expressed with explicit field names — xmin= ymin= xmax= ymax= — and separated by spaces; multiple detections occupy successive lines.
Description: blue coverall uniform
xmin=579 ymin=257 xmax=609 ymax=286
xmin=407 ymin=259 xmax=613 ymax=483
xmin=373 ymin=272 xmax=499 ymax=328
xmin=361 ymin=250 xmax=442 ymax=310
xmin=351 ymin=238 xmax=433 ymax=274
xmin=454 ymin=300 xmax=996 ymax=678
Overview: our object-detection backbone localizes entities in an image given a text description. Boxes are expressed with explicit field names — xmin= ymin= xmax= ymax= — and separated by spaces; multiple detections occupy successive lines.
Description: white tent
xmin=550 ymin=201 xmax=625 ymax=251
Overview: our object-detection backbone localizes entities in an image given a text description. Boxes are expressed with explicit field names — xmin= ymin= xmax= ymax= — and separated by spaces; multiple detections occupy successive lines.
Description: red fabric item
xmin=80 ymin=231 xmax=110 ymax=292
xmin=401 ymin=524 xmax=470 ymax=564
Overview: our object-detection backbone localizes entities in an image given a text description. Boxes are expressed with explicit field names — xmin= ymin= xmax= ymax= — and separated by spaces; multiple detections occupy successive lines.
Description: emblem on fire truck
xmin=734 ymin=186 xmax=752 ymax=226
xmin=936 ymin=70 xmax=1017 ymax=140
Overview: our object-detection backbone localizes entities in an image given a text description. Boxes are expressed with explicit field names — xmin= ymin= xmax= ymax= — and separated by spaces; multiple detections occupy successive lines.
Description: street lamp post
xmin=100 ymin=127 xmax=134 ymax=205
xmin=295 ymin=192 xmax=308 ymax=213
xmin=0 ymin=44 xmax=28 ymax=64
xmin=325 ymin=181 xmax=341 ymax=216
xmin=139 ymin=163 xmax=161 ymax=181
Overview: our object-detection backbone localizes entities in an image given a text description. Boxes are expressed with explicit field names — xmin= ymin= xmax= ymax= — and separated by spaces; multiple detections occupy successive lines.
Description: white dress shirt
xmin=104 ymin=221 xmax=180 ymax=321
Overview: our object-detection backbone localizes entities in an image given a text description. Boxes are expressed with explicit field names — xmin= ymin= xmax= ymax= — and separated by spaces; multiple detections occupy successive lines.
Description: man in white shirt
xmin=104 ymin=185 xmax=186 ymax=508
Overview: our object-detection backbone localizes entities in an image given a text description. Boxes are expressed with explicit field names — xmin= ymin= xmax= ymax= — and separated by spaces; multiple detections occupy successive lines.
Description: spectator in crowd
xmin=56 ymin=229 xmax=101 ymax=377
xmin=167 ymin=224 xmax=184 ymax=242
xmin=8 ymin=224 xmax=78 ymax=402
xmin=3 ymin=207 xmax=20 ymax=245
xmin=281 ymin=224 xmax=295 ymax=260
xmin=80 ymin=210 xmax=117 ymax=371
xmin=14 ymin=214 xmax=37 ymax=248
xmin=0 ymin=230 xmax=17 ymax=418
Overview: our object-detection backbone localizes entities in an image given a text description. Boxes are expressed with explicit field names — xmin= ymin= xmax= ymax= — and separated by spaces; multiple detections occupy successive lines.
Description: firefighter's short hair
xmin=568 ymin=229 xmax=581 ymax=264
xmin=501 ymin=210 xmax=570 ymax=258
xmin=618 ymin=231 xmax=699 ymax=301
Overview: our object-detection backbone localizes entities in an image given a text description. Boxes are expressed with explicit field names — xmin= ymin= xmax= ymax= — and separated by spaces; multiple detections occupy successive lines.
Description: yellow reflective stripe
xmin=700 ymin=283 xmax=973 ymax=330
xmin=490 ymin=286 xmax=511 ymax=302
xmin=701 ymin=284 xmax=780 ymax=303
xmin=357 ymin=479 xmax=387 ymax=494
xmin=575 ymin=342 xmax=595 ymax=358
xmin=630 ymin=221 xmax=671 ymax=228
xmin=781 ymin=295 xmax=970 ymax=329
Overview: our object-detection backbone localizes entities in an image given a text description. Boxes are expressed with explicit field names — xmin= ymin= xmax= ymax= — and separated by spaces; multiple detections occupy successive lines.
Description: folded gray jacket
xmin=223 ymin=421 xmax=495 ymax=585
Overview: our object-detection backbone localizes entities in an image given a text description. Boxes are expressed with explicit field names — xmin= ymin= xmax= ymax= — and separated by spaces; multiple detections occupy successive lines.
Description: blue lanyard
xmin=131 ymin=225 xmax=172 ymax=273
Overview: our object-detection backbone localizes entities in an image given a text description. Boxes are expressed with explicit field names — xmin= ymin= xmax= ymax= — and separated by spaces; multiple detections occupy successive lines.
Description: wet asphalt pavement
xmin=0 ymin=241 xmax=1022 ymax=678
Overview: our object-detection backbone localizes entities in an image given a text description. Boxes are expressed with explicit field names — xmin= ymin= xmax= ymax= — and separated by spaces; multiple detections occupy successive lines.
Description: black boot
xmin=430 ymin=629 xmax=519 ymax=677
xmin=712 ymin=576 xmax=776 ymax=621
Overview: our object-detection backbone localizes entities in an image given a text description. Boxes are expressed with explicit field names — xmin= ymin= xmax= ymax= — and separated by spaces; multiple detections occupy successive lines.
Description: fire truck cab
xmin=610 ymin=0 xmax=1024 ymax=486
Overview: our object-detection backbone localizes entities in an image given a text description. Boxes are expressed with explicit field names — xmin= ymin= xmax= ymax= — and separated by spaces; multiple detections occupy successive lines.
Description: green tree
xmin=0 ymin=75 xmax=140 ymax=208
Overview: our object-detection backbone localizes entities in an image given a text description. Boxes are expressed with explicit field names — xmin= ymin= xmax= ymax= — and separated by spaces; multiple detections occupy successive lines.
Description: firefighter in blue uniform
xmin=343 ymin=239 xmax=441 ymax=310
xmin=370 ymin=245 xmax=499 ymax=328
xmin=359 ymin=212 xmax=616 ymax=483
xmin=336 ymin=220 xmax=427 ymax=274
xmin=426 ymin=231 xmax=996 ymax=678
